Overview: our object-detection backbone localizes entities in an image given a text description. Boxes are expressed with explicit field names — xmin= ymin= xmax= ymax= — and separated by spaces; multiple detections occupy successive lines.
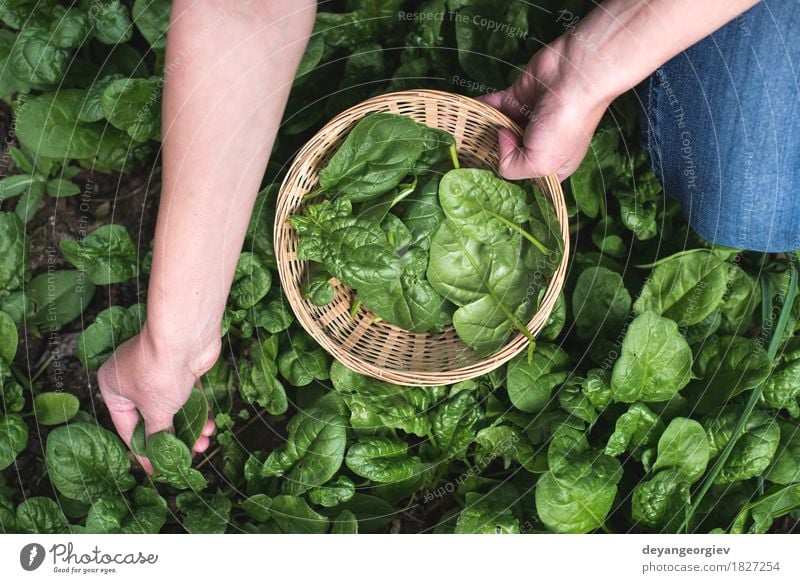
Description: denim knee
xmin=639 ymin=0 xmax=800 ymax=253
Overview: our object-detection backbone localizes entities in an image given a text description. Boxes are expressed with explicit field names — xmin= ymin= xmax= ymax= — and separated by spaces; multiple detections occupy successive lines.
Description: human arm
xmin=97 ymin=0 xmax=317 ymax=473
xmin=479 ymin=0 xmax=760 ymax=180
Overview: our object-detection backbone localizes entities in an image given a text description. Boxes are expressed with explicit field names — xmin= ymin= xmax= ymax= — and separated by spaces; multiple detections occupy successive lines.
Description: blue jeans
xmin=640 ymin=0 xmax=800 ymax=252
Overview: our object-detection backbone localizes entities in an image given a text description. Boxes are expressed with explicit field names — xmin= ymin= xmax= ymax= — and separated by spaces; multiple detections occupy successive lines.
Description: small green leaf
xmin=33 ymin=392 xmax=80 ymax=426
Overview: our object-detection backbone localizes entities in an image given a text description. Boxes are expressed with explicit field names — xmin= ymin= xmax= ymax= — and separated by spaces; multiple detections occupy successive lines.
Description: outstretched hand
xmin=96 ymin=325 xmax=219 ymax=475
xmin=477 ymin=40 xmax=613 ymax=182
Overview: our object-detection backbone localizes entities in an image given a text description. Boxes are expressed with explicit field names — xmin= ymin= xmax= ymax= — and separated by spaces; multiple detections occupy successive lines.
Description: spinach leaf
xmin=176 ymin=491 xmax=231 ymax=534
xmin=242 ymin=336 xmax=287 ymax=415
xmin=474 ymin=426 xmax=542 ymax=473
xmin=400 ymin=174 xmax=444 ymax=251
xmin=16 ymin=497 xmax=69 ymax=534
xmin=506 ymin=343 xmax=569 ymax=414
xmin=9 ymin=25 xmax=70 ymax=85
xmin=229 ymin=252 xmax=270 ymax=309
xmin=270 ymin=495 xmax=329 ymax=534
xmin=357 ymin=244 xmax=453 ymax=333
xmin=16 ymin=90 xmax=106 ymax=159
xmin=0 ymin=310 xmax=17 ymax=364
xmin=762 ymin=355 xmax=800 ymax=417
xmin=331 ymin=509 xmax=358 ymax=534
xmin=291 ymin=198 xmax=402 ymax=290
xmin=454 ymin=2 xmax=527 ymax=87
xmin=651 ymin=418 xmax=710 ymax=482
xmin=0 ymin=212 xmax=27 ymax=291
xmin=308 ymin=476 xmax=355 ymax=508
xmin=45 ymin=423 xmax=135 ymax=503
xmin=318 ymin=113 xmax=424 ymax=202
xmin=86 ymin=0 xmax=132 ymax=45
xmin=85 ymin=487 xmax=167 ymax=534
xmin=569 ymin=126 xmax=619 ymax=219
xmin=33 ymin=392 xmax=80 ymax=426
xmin=145 ymin=430 xmax=208 ymax=491
xmin=76 ymin=303 xmax=145 ymax=370
xmin=101 ymin=77 xmax=161 ymax=142
xmin=765 ymin=421 xmax=800 ymax=485
xmin=0 ymin=414 xmax=27 ymax=471
xmin=331 ymin=361 xmax=442 ymax=437
xmin=60 ymin=224 xmax=139 ymax=285
xmin=730 ymin=484 xmax=800 ymax=534
xmin=438 ymin=168 xmax=544 ymax=251
xmin=633 ymin=250 xmax=729 ymax=326
xmin=28 ymin=270 xmax=96 ymax=331
xmin=572 ymin=266 xmax=631 ymax=339
xmin=611 ymin=311 xmax=693 ymax=403
xmin=535 ymin=427 xmax=622 ymax=533
xmin=301 ymin=264 xmax=335 ymax=307
xmin=174 ymin=388 xmax=209 ymax=452
xmin=278 ymin=331 xmax=331 ymax=387
xmin=686 ymin=335 xmax=771 ymax=412
xmin=703 ymin=408 xmax=780 ymax=485
xmin=631 ymin=470 xmax=690 ymax=530
xmin=455 ymin=490 xmax=520 ymax=534
xmin=261 ymin=406 xmax=348 ymax=495
xmin=428 ymin=220 xmax=531 ymax=355
xmin=430 ymin=391 xmax=483 ymax=458
xmin=605 ymin=403 xmax=663 ymax=459
xmin=131 ymin=0 xmax=170 ymax=53
xmin=719 ymin=265 xmax=760 ymax=335
xmin=345 ymin=437 xmax=420 ymax=483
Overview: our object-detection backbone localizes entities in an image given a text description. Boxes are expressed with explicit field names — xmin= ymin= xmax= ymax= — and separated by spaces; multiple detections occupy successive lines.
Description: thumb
xmin=496 ymin=123 xmax=566 ymax=181
xmin=99 ymin=385 xmax=155 ymax=476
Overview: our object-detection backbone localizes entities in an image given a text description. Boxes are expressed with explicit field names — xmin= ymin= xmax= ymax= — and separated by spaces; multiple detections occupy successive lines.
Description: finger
xmin=141 ymin=405 xmax=176 ymax=440
xmin=192 ymin=435 xmax=210 ymax=454
xmin=476 ymin=90 xmax=528 ymax=125
xmin=201 ymin=418 xmax=215 ymax=437
xmin=98 ymin=383 xmax=155 ymax=475
xmin=496 ymin=127 xmax=538 ymax=180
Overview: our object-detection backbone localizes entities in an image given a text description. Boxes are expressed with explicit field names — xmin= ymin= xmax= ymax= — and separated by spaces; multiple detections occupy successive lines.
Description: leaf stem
xmin=302 ymin=186 xmax=325 ymax=201
xmin=449 ymin=145 xmax=460 ymax=169
xmin=635 ymin=248 xmax=707 ymax=269
xmin=30 ymin=354 xmax=54 ymax=385
xmin=491 ymin=212 xmax=549 ymax=255
xmin=679 ymin=263 xmax=797 ymax=533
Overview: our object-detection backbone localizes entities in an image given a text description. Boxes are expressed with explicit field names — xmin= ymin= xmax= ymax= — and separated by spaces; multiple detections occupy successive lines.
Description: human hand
xmin=96 ymin=323 xmax=220 ymax=475
xmin=477 ymin=37 xmax=617 ymax=182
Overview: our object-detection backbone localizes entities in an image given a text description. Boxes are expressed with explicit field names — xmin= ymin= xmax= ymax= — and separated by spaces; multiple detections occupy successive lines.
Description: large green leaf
xmin=611 ymin=311 xmax=693 ymax=403
xmin=261 ymin=406 xmax=348 ymax=495
xmin=45 ymin=423 xmax=135 ymax=503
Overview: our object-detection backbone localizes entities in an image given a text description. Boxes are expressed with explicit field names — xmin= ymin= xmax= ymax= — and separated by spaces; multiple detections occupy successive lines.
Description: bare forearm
xmin=146 ymin=0 xmax=315 ymax=354
xmin=553 ymin=0 xmax=760 ymax=105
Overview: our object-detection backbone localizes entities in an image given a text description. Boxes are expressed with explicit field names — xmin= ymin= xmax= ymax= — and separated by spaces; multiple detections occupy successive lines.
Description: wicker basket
xmin=274 ymin=89 xmax=570 ymax=386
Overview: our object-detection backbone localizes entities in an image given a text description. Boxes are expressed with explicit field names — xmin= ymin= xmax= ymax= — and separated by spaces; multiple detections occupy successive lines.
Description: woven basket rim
xmin=274 ymin=89 xmax=571 ymax=386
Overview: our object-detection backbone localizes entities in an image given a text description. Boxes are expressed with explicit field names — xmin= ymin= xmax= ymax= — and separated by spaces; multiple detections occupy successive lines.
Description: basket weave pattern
xmin=275 ymin=90 xmax=570 ymax=386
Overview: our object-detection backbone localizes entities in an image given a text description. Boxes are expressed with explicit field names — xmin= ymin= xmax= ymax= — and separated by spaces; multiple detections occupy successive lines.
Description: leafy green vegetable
xmin=633 ymin=250 xmax=729 ymax=326
xmin=703 ymin=408 xmax=780 ymax=485
xmin=76 ymin=303 xmax=145 ymax=370
xmin=319 ymin=112 xmax=424 ymax=201
xmin=611 ymin=311 xmax=693 ymax=403
xmin=262 ymin=406 xmax=347 ymax=495
xmin=0 ymin=414 xmax=27 ymax=471
xmin=28 ymin=270 xmax=96 ymax=330
xmin=506 ymin=343 xmax=569 ymax=413
xmin=33 ymin=392 xmax=80 ymax=426
xmin=535 ymin=427 xmax=622 ymax=533
xmin=45 ymin=423 xmax=135 ymax=503
xmin=346 ymin=437 xmax=420 ymax=483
